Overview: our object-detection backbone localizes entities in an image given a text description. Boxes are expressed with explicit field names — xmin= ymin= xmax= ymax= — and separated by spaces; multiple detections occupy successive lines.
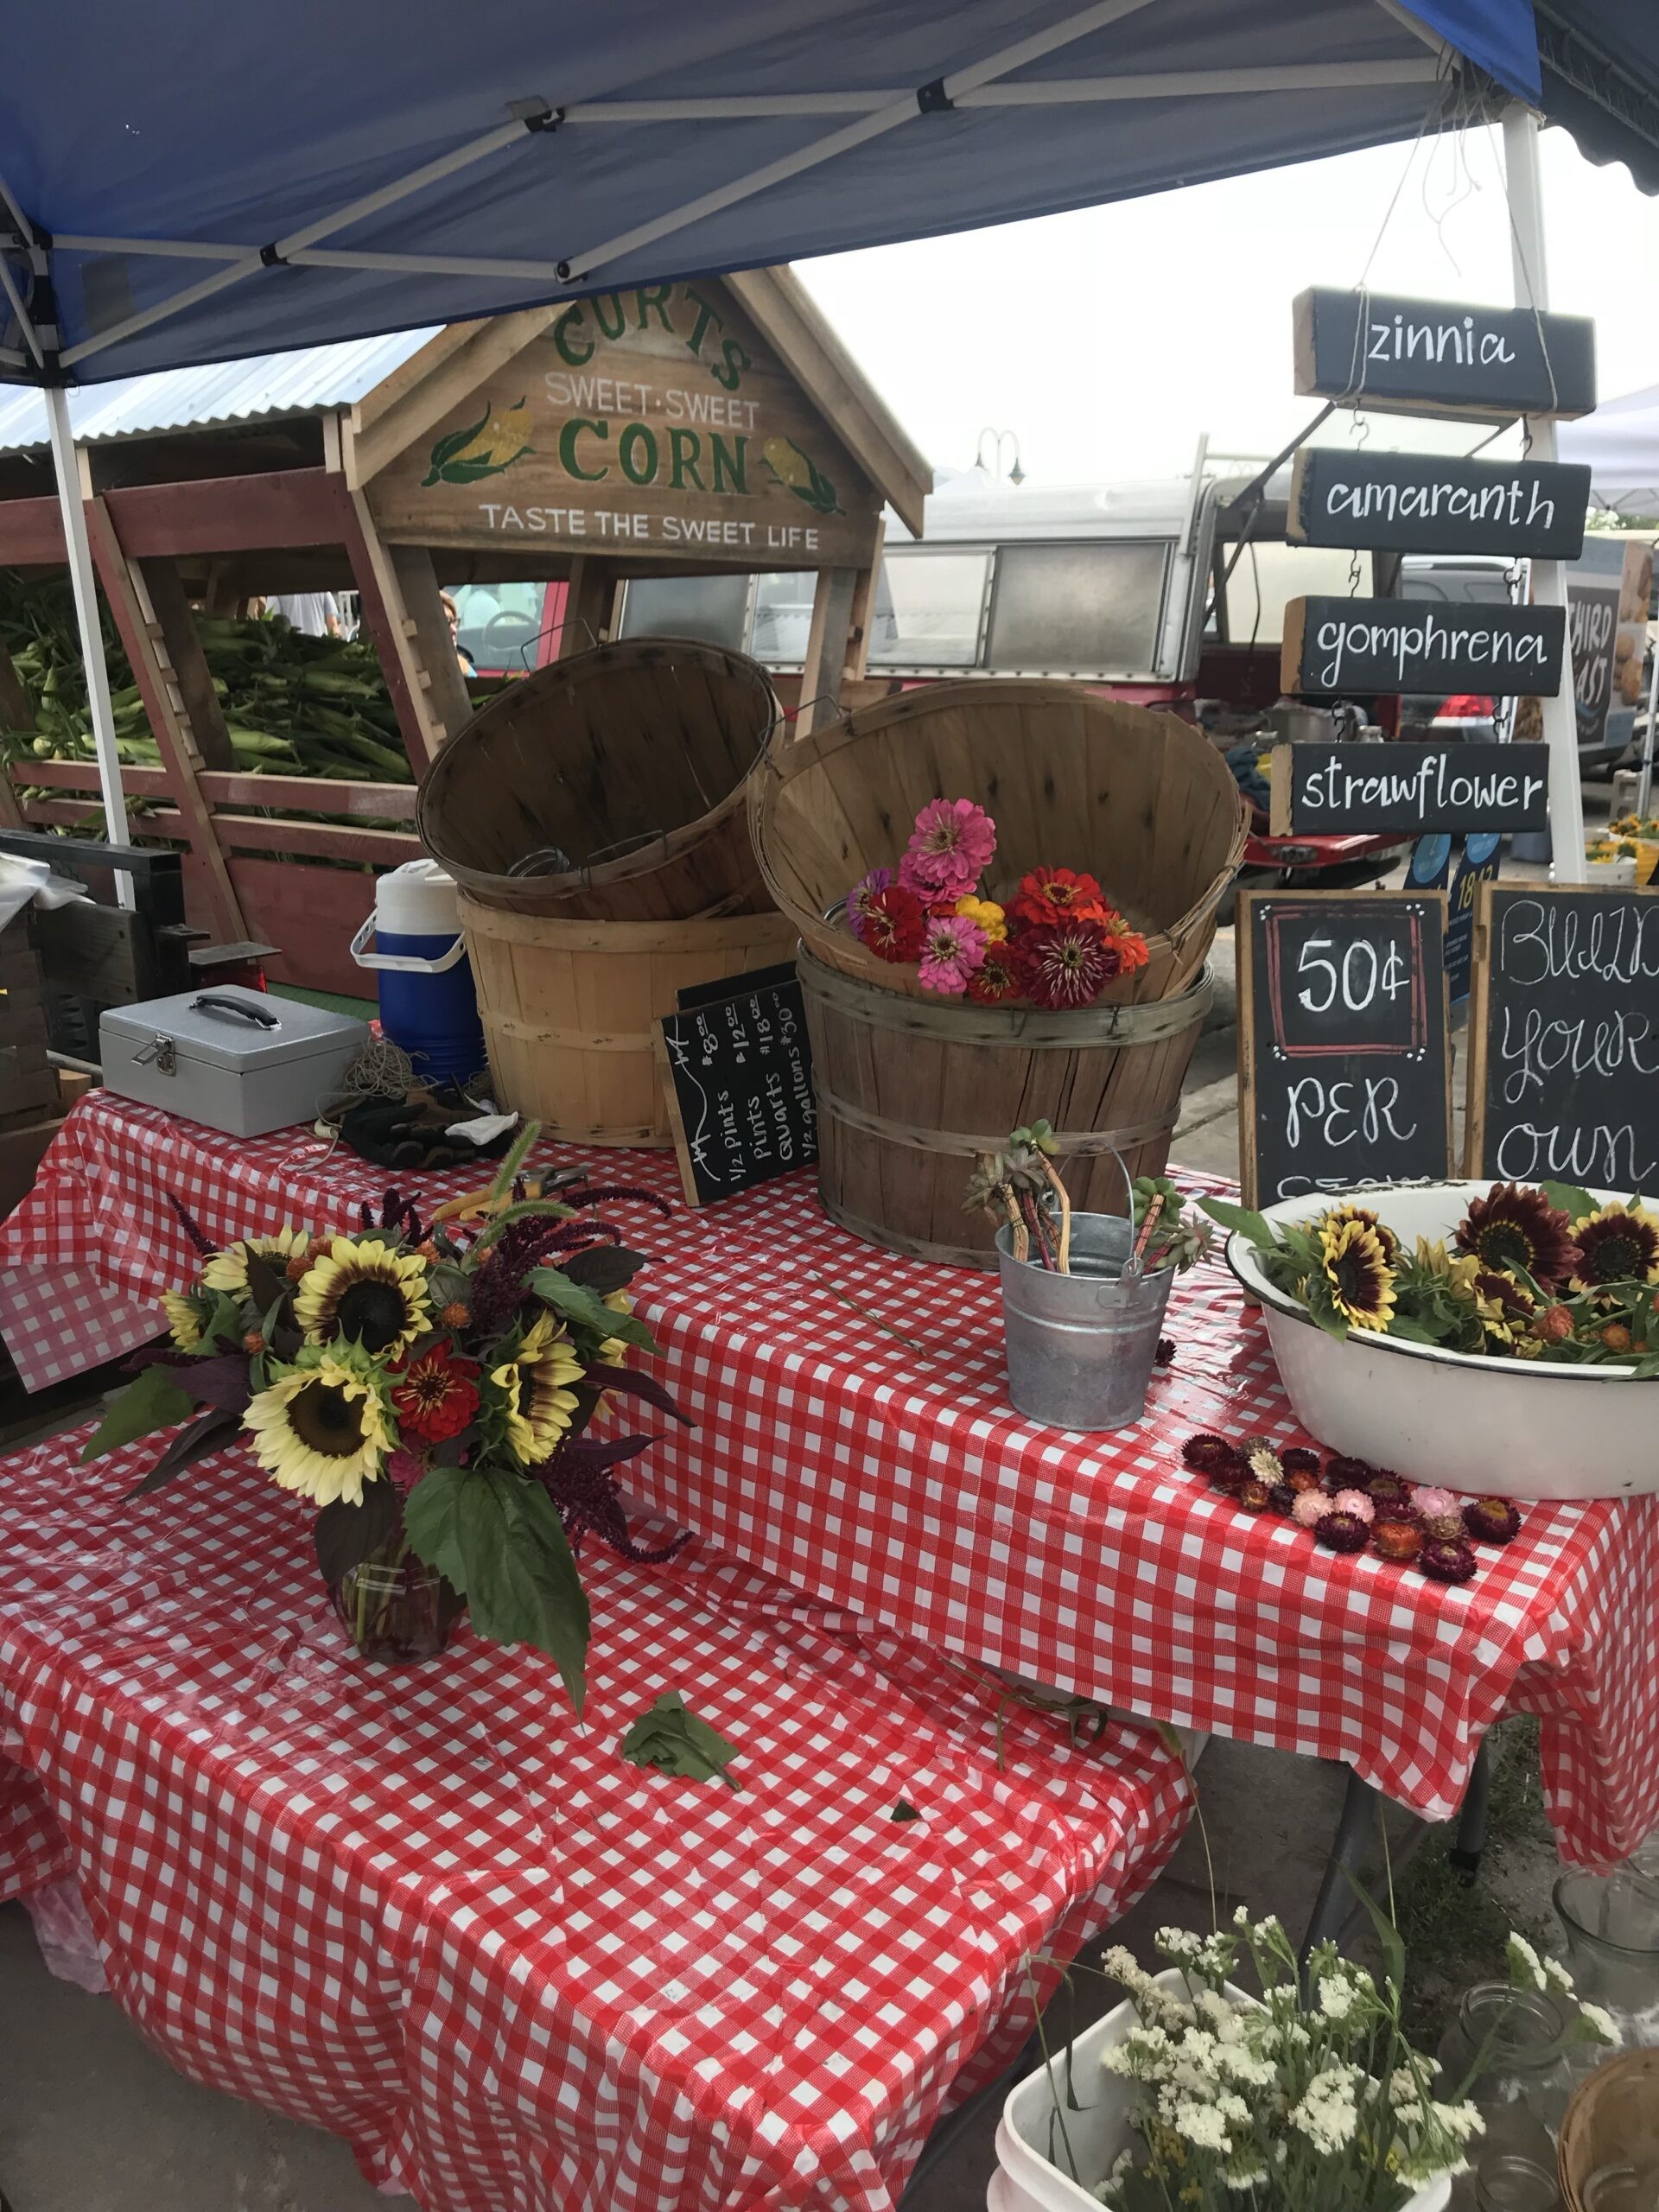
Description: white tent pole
xmin=1503 ymin=105 xmax=1585 ymax=885
xmin=44 ymin=385 xmax=132 ymax=878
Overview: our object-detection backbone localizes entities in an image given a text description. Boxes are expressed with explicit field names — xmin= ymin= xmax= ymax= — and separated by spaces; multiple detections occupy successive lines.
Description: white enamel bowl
xmin=1227 ymin=1181 xmax=1657 ymax=1500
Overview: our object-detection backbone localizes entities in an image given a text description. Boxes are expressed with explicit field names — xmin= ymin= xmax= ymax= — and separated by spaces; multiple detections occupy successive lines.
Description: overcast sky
xmin=798 ymin=123 xmax=1659 ymax=489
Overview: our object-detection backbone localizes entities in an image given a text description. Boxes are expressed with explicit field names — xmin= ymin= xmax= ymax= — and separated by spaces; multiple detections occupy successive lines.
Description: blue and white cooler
xmin=353 ymin=859 xmax=487 ymax=1085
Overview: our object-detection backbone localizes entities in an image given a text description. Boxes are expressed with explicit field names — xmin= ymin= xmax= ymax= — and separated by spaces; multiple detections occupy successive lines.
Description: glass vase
xmin=1438 ymin=1985 xmax=1578 ymax=2179
xmin=328 ymin=1548 xmax=461 ymax=1662
xmin=1554 ymin=1871 xmax=1659 ymax=2049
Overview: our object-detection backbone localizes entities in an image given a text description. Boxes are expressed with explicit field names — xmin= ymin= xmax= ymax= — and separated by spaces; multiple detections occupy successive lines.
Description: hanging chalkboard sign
xmin=1237 ymin=890 xmax=1452 ymax=1209
xmin=1268 ymin=742 xmax=1549 ymax=836
xmin=1293 ymin=288 xmax=1597 ymax=421
xmin=1287 ymin=448 xmax=1590 ymax=560
xmin=1282 ymin=597 xmax=1566 ymax=700
xmin=1465 ymin=884 xmax=1659 ymax=1189
xmin=654 ymin=963 xmax=817 ymax=1206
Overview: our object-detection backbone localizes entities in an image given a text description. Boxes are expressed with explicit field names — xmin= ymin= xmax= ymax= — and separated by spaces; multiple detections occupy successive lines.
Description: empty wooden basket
xmin=1559 ymin=2050 xmax=1659 ymax=2212
xmin=419 ymin=638 xmax=780 ymax=921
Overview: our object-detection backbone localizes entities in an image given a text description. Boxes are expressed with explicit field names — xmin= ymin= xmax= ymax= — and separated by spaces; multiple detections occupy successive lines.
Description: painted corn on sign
xmin=368 ymin=278 xmax=882 ymax=566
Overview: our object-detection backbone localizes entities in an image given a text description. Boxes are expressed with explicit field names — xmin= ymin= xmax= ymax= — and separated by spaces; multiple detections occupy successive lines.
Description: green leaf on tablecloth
xmin=314 ymin=1480 xmax=400 ymax=1581
xmin=404 ymin=1463 xmax=588 ymax=1712
xmin=1541 ymin=1181 xmax=1596 ymax=1224
xmin=1200 ymin=1198 xmax=1277 ymax=1251
xmin=527 ymin=1268 xmax=659 ymax=1354
xmin=81 ymin=1363 xmax=196 ymax=1463
xmin=125 ymin=1406 xmax=241 ymax=1497
xmin=620 ymin=1692 xmax=741 ymax=1789
xmin=890 ymin=1799 xmax=920 ymax=1821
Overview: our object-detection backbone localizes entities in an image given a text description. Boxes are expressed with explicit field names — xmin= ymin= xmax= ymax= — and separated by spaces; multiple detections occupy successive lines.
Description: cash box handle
xmin=191 ymin=993 xmax=281 ymax=1030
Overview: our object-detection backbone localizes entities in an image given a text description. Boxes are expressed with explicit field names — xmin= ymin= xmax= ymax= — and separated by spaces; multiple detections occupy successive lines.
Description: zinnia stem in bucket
xmin=1039 ymin=1157 xmax=1072 ymax=1275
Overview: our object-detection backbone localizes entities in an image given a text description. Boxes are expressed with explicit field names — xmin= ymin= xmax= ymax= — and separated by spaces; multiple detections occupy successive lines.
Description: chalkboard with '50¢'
xmin=654 ymin=963 xmax=817 ymax=1206
xmin=1237 ymin=890 xmax=1452 ymax=1210
xmin=1465 ymin=883 xmax=1659 ymax=1192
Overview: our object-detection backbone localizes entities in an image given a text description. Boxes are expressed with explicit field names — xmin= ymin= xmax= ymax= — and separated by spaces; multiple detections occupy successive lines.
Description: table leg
xmin=1448 ymin=1737 xmax=1494 ymax=1885
xmin=1299 ymin=1765 xmax=1380 ymax=1968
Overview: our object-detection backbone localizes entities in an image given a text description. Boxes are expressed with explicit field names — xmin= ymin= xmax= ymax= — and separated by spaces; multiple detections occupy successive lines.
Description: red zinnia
xmin=862 ymin=883 xmax=926 ymax=963
xmin=391 ymin=1347 xmax=481 ymax=1443
xmin=1017 ymin=918 xmax=1123 ymax=1010
xmin=966 ymin=943 xmax=1022 ymax=1004
xmin=1010 ymin=867 xmax=1109 ymax=929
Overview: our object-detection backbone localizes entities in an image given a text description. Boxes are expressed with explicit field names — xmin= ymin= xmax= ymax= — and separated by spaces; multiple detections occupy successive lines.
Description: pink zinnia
xmin=899 ymin=798 xmax=996 ymax=902
xmin=917 ymin=912 xmax=988 ymax=996
xmin=1332 ymin=1489 xmax=1376 ymax=1525
xmin=846 ymin=867 xmax=893 ymax=943
xmin=1293 ymin=1490 xmax=1332 ymax=1529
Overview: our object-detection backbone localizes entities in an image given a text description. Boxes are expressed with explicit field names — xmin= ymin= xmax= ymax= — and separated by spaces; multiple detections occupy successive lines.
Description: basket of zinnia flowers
xmin=750 ymin=683 xmax=1245 ymax=1266
xmin=81 ymin=1128 xmax=688 ymax=1698
xmin=1208 ymin=1178 xmax=1659 ymax=1498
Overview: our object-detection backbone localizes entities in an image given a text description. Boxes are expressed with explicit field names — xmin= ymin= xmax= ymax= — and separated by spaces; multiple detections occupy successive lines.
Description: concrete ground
xmin=0 ymin=796 xmax=1620 ymax=2210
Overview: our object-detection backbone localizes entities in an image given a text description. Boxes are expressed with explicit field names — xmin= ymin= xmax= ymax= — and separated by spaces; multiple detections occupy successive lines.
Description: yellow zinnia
xmin=294 ymin=1236 xmax=430 ymax=1357
xmin=202 ymin=1226 xmax=310 ymax=1297
xmin=243 ymin=1351 xmax=390 ymax=1507
xmin=492 ymin=1313 xmax=583 ymax=1466
xmin=954 ymin=895 xmax=1007 ymax=944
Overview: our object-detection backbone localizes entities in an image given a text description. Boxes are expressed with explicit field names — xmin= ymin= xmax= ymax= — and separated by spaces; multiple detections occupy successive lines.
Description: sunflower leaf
xmin=527 ymin=1268 xmax=659 ymax=1352
xmin=244 ymin=1249 xmax=292 ymax=1317
xmin=314 ymin=1481 xmax=400 ymax=1582
xmin=619 ymin=1692 xmax=741 ymax=1788
xmin=1200 ymin=1198 xmax=1277 ymax=1251
xmin=559 ymin=1246 xmax=645 ymax=1295
xmin=124 ymin=1405 xmax=240 ymax=1497
xmin=1541 ymin=1181 xmax=1595 ymax=1224
xmin=81 ymin=1363 xmax=196 ymax=1463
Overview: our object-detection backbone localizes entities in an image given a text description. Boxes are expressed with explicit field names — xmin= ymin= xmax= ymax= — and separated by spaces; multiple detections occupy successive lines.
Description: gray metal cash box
xmin=101 ymin=986 xmax=369 ymax=1138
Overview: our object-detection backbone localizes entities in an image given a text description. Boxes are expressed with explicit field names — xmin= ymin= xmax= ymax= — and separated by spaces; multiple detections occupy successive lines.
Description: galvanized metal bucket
xmin=994 ymin=1163 xmax=1175 ymax=1430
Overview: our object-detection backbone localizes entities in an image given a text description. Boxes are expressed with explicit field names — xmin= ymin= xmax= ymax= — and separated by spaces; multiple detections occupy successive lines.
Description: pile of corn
xmin=0 ymin=573 xmax=415 ymax=783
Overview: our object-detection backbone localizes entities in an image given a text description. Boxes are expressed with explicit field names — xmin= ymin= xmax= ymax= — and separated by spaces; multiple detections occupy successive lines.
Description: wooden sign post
xmin=1287 ymin=448 xmax=1591 ymax=560
xmin=1293 ymin=288 xmax=1597 ymax=421
xmin=1281 ymin=597 xmax=1565 ymax=700
xmin=655 ymin=963 xmax=817 ymax=1206
xmin=1268 ymin=742 xmax=1549 ymax=837
xmin=1237 ymin=890 xmax=1452 ymax=1209
xmin=1465 ymin=882 xmax=1659 ymax=1188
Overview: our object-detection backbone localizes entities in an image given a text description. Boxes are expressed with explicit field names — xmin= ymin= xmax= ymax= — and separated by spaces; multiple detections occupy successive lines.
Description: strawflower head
xmin=898 ymin=798 xmax=995 ymax=901
xmin=916 ymin=911 xmax=988 ymax=996
xmin=845 ymin=867 xmax=893 ymax=944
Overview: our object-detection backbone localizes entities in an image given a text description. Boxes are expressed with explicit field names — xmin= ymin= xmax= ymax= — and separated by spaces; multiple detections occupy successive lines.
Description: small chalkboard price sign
xmin=655 ymin=963 xmax=817 ymax=1206
xmin=1237 ymin=890 xmax=1452 ymax=1209
xmin=1268 ymin=742 xmax=1549 ymax=837
xmin=1282 ymin=597 xmax=1566 ymax=701
xmin=1287 ymin=448 xmax=1591 ymax=561
xmin=1293 ymin=288 xmax=1597 ymax=422
xmin=1465 ymin=883 xmax=1659 ymax=1189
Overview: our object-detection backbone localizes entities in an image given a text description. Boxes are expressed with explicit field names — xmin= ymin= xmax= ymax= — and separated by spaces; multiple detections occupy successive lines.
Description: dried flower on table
xmin=1285 ymin=1466 xmax=1322 ymax=1496
xmin=1293 ymin=1489 xmax=1333 ymax=1529
xmin=1236 ymin=1479 xmax=1273 ymax=1514
xmin=1362 ymin=1471 xmax=1414 ymax=1516
xmin=1267 ymin=1481 xmax=1297 ymax=1516
xmin=1331 ymin=1488 xmax=1376 ymax=1525
xmin=1420 ymin=1536 xmax=1478 ymax=1585
xmin=1373 ymin=1518 xmax=1423 ymax=1565
xmin=1280 ymin=1446 xmax=1321 ymax=1478
xmin=1316 ymin=1510 xmax=1370 ymax=1554
xmin=1243 ymin=1437 xmax=1284 ymax=1484
xmin=1323 ymin=1453 xmax=1379 ymax=1491
xmin=1462 ymin=1496 xmax=1522 ymax=1545
xmin=1182 ymin=1433 xmax=1233 ymax=1474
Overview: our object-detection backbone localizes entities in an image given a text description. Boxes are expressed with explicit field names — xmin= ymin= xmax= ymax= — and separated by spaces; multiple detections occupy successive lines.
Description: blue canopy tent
xmin=0 ymin=0 xmax=1645 ymax=873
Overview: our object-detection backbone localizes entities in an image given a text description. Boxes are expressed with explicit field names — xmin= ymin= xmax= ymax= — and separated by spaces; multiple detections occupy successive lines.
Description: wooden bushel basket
xmin=418 ymin=638 xmax=779 ymax=922
xmin=752 ymin=682 xmax=1245 ymax=1263
xmin=458 ymin=894 xmax=797 ymax=1147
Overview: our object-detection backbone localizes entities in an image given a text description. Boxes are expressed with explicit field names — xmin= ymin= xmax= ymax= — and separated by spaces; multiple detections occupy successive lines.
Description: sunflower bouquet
xmin=1206 ymin=1180 xmax=1659 ymax=1375
xmin=83 ymin=1127 xmax=687 ymax=1707
xmin=844 ymin=796 xmax=1151 ymax=1007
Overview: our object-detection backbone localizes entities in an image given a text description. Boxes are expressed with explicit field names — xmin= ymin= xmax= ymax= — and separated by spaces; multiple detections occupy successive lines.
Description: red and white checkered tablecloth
xmin=0 ymin=1421 xmax=1188 ymax=2212
xmin=3 ymin=1091 xmax=1656 ymax=1868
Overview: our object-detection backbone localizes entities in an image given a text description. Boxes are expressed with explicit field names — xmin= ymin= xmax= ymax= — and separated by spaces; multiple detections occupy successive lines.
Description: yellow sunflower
xmin=597 ymin=1289 xmax=632 ymax=1367
xmin=294 ymin=1236 xmax=430 ymax=1357
xmin=1320 ymin=1201 xmax=1400 ymax=1265
xmin=201 ymin=1226 xmax=311 ymax=1297
xmin=162 ymin=1289 xmax=209 ymax=1351
xmin=1319 ymin=1218 xmax=1396 ymax=1332
xmin=492 ymin=1313 xmax=583 ymax=1466
xmin=243 ymin=1348 xmax=391 ymax=1507
xmin=1412 ymin=1236 xmax=1482 ymax=1301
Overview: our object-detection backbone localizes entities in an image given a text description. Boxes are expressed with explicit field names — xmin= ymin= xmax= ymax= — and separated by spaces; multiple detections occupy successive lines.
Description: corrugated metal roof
xmin=0 ymin=327 xmax=437 ymax=456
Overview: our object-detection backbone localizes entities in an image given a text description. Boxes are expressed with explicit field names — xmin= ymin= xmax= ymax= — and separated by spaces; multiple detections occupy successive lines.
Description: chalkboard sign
xmin=1268 ymin=742 xmax=1548 ymax=836
xmin=1287 ymin=448 xmax=1590 ymax=560
xmin=655 ymin=963 xmax=817 ymax=1205
xmin=1282 ymin=597 xmax=1566 ymax=700
xmin=1293 ymin=288 xmax=1597 ymax=421
xmin=1567 ymin=577 xmax=1624 ymax=753
xmin=1237 ymin=890 xmax=1452 ymax=1208
xmin=1465 ymin=884 xmax=1659 ymax=1189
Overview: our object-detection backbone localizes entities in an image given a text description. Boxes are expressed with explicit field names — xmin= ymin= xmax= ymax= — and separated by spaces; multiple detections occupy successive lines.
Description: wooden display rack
xmin=0 ymin=268 xmax=927 ymax=996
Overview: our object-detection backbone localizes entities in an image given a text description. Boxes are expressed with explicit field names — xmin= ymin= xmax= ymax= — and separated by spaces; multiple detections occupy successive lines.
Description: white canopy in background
xmin=1559 ymin=385 xmax=1659 ymax=517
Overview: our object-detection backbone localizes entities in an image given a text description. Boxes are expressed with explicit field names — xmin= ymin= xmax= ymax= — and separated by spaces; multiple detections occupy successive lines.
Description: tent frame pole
xmin=43 ymin=385 xmax=132 ymax=880
xmin=1503 ymin=105 xmax=1586 ymax=886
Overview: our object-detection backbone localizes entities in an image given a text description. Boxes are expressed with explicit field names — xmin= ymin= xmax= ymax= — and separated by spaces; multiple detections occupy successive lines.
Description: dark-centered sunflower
xmin=491 ymin=1313 xmax=583 ymax=1466
xmin=1320 ymin=1202 xmax=1400 ymax=1265
xmin=243 ymin=1347 xmax=391 ymax=1506
xmin=1472 ymin=1268 xmax=1537 ymax=1349
xmin=295 ymin=1235 xmax=431 ymax=1357
xmin=1570 ymin=1202 xmax=1659 ymax=1294
xmin=1319 ymin=1218 xmax=1396 ymax=1332
xmin=1454 ymin=1183 xmax=1580 ymax=1290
